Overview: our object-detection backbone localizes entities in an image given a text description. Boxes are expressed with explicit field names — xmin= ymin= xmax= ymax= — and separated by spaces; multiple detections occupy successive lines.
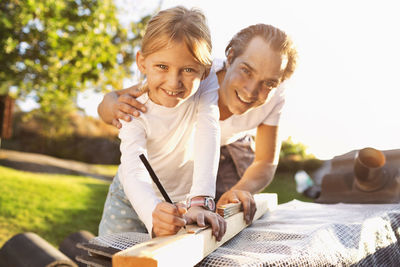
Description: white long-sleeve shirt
xmin=117 ymin=70 xmax=220 ymax=234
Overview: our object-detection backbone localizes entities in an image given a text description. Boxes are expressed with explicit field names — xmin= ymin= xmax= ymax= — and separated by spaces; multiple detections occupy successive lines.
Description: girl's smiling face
xmin=136 ymin=40 xmax=206 ymax=108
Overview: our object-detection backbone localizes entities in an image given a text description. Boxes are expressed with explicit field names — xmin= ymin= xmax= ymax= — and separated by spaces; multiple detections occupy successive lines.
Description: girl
xmin=99 ymin=23 xmax=298 ymax=225
xmin=99 ymin=6 xmax=226 ymax=240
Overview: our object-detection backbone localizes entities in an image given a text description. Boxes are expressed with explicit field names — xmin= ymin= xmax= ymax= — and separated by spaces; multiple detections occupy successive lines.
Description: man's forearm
xmin=230 ymin=160 xmax=277 ymax=194
xmin=97 ymin=91 xmax=119 ymax=125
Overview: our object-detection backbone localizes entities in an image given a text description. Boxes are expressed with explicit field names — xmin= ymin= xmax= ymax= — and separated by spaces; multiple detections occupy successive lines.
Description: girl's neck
xmin=148 ymin=90 xmax=161 ymax=105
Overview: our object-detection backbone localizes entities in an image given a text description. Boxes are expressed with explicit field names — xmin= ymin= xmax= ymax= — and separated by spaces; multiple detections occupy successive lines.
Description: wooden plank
xmin=76 ymin=254 xmax=112 ymax=267
xmin=76 ymin=243 xmax=120 ymax=258
xmin=217 ymin=202 xmax=242 ymax=218
xmin=112 ymin=193 xmax=277 ymax=267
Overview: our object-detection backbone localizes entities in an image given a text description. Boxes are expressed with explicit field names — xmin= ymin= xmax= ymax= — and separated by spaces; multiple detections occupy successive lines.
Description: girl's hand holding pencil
xmin=152 ymin=202 xmax=187 ymax=237
xmin=139 ymin=154 xmax=188 ymax=237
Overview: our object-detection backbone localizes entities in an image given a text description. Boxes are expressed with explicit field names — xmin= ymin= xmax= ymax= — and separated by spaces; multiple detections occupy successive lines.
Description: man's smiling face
xmin=219 ymin=36 xmax=287 ymax=117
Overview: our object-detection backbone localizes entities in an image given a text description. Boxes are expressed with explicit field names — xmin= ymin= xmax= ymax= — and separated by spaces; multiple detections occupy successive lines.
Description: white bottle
xmin=294 ymin=170 xmax=314 ymax=193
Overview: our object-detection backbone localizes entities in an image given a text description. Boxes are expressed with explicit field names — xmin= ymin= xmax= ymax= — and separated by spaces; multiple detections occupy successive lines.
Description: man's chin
xmin=232 ymin=105 xmax=254 ymax=116
xmin=233 ymin=97 xmax=262 ymax=114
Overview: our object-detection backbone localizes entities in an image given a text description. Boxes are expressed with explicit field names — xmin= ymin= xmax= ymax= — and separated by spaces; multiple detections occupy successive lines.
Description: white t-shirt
xmin=212 ymin=59 xmax=286 ymax=146
xmin=117 ymin=69 xmax=220 ymax=234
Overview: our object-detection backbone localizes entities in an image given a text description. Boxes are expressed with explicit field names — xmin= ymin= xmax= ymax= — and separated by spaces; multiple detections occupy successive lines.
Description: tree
xmin=0 ymin=0 xmax=151 ymax=136
xmin=280 ymin=136 xmax=312 ymax=160
xmin=277 ymin=137 xmax=322 ymax=173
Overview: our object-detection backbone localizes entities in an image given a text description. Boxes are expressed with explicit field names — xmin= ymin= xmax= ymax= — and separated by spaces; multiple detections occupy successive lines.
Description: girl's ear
xmin=136 ymin=51 xmax=146 ymax=73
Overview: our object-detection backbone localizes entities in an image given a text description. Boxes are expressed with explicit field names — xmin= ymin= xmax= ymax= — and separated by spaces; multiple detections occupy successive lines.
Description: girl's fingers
xmin=196 ymin=211 xmax=206 ymax=227
xmin=153 ymin=220 xmax=182 ymax=236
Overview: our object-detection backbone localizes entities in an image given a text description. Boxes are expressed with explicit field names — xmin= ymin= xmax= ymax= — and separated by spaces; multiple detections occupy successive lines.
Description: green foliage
xmin=0 ymin=165 xmax=110 ymax=247
xmin=277 ymin=137 xmax=323 ymax=173
xmin=0 ymin=0 xmax=151 ymax=134
xmin=277 ymin=158 xmax=324 ymax=174
xmin=280 ymin=136 xmax=313 ymax=160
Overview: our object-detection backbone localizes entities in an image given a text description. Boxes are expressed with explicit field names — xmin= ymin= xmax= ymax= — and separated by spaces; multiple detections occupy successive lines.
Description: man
xmin=98 ymin=24 xmax=298 ymax=224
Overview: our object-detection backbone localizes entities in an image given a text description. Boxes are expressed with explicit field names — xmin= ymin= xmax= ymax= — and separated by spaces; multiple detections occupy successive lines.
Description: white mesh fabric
xmin=92 ymin=200 xmax=400 ymax=266
xmin=91 ymin=232 xmax=150 ymax=251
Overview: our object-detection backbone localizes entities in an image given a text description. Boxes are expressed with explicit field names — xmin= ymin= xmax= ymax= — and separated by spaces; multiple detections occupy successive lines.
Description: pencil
xmin=139 ymin=154 xmax=186 ymax=230
xmin=139 ymin=154 xmax=173 ymax=203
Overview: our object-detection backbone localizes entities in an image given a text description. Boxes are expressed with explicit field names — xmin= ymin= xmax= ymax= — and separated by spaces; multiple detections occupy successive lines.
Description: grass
xmin=0 ymin=165 xmax=312 ymax=249
xmin=0 ymin=165 xmax=110 ymax=248
xmin=263 ymin=172 xmax=313 ymax=204
xmin=92 ymin=164 xmax=119 ymax=178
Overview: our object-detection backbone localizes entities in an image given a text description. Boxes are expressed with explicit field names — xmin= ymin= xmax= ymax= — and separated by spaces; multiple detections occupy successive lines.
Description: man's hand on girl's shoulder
xmin=110 ymin=85 xmax=148 ymax=128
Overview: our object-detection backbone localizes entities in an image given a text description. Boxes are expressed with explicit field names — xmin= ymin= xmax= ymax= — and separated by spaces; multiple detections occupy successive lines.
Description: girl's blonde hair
xmin=225 ymin=24 xmax=298 ymax=82
xmin=140 ymin=6 xmax=212 ymax=70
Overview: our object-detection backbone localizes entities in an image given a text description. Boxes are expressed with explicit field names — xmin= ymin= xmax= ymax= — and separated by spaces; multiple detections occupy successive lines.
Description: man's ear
xmin=225 ymin=48 xmax=235 ymax=68
xmin=201 ymin=68 xmax=210 ymax=80
xmin=136 ymin=51 xmax=146 ymax=74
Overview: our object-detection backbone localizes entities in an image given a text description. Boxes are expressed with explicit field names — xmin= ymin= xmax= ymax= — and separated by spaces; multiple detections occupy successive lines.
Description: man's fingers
xmin=124 ymin=85 xmax=147 ymax=112
xmin=124 ymin=96 xmax=147 ymax=113
xmin=226 ymin=192 xmax=240 ymax=204
xmin=216 ymin=195 xmax=231 ymax=207
xmin=116 ymin=85 xmax=142 ymax=96
xmin=115 ymin=110 xmax=130 ymax=122
xmin=117 ymin=98 xmax=142 ymax=116
xmin=249 ymin=197 xmax=257 ymax=222
xmin=241 ymin=195 xmax=251 ymax=223
xmin=115 ymin=86 xmax=136 ymax=96
xmin=216 ymin=197 xmax=227 ymax=207
xmin=126 ymin=85 xmax=142 ymax=96
xmin=217 ymin=190 xmax=240 ymax=207
xmin=112 ymin=119 xmax=122 ymax=129
xmin=236 ymin=192 xmax=256 ymax=224
xmin=229 ymin=196 xmax=240 ymax=204
xmin=218 ymin=190 xmax=257 ymax=225
xmin=110 ymin=84 xmax=147 ymax=129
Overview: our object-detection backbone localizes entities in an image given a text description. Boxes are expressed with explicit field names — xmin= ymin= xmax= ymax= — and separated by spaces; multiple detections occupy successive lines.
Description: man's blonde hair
xmin=141 ymin=6 xmax=212 ymax=70
xmin=225 ymin=24 xmax=298 ymax=82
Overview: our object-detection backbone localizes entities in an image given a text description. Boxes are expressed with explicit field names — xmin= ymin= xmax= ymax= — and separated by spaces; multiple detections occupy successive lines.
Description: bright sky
xmin=79 ymin=0 xmax=400 ymax=159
